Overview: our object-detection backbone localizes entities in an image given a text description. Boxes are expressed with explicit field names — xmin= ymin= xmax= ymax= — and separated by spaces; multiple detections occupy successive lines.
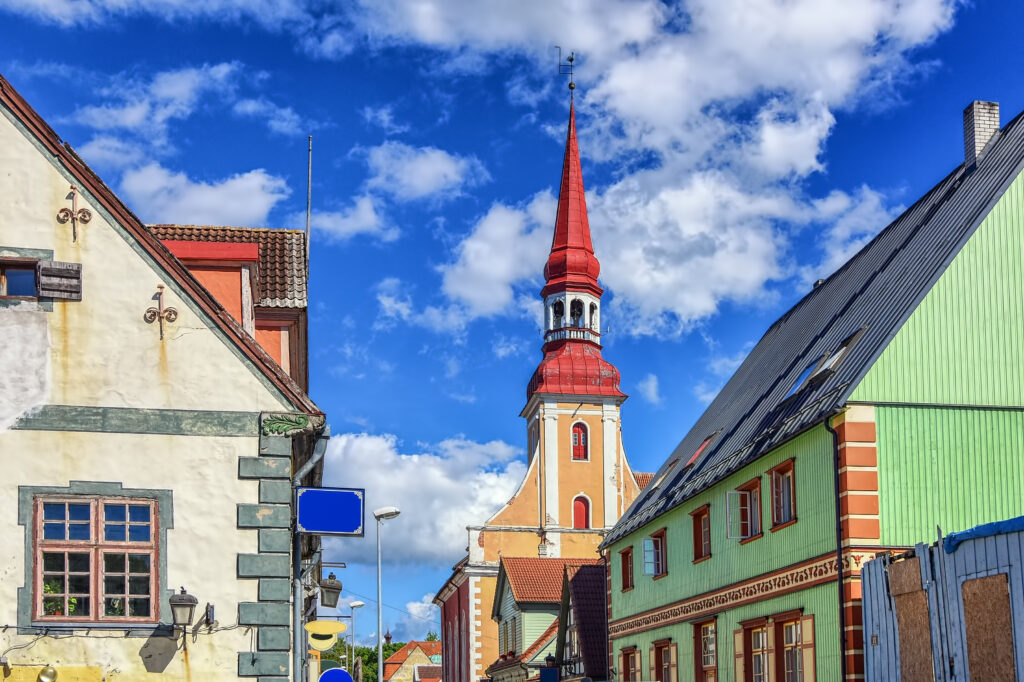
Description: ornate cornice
xmin=261 ymin=412 xmax=326 ymax=437
xmin=609 ymin=550 xmax=878 ymax=638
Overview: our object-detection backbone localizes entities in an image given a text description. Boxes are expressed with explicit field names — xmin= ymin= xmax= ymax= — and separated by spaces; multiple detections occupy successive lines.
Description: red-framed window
xmin=691 ymin=504 xmax=711 ymax=562
xmin=727 ymin=477 xmax=762 ymax=542
xmin=572 ymin=496 xmax=590 ymax=529
xmin=642 ymin=528 xmax=668 ymax=577
xmin=34 ymin=496 xmax=158 ymax=623
xmin=650 ymin=640 xmax=676 ymax=682
xmin=620 ymin=647 xmax=640 ymax=682
xmin=694 ymin=620 xmax=717 ymax=682
xmin=620 ymin=547 xmax=634 ymax=591
xmin=769 ymin=459 xmax=797 ymax=530
xmin=571 ymin=422 xmax=588 ymax=460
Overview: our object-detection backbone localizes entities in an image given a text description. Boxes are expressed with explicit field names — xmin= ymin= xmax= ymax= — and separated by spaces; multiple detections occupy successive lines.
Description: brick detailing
xmin=833 ymin=406 xmax=879 ymax=682
xmin=964 ymin=101 xmax=1000 ymax=167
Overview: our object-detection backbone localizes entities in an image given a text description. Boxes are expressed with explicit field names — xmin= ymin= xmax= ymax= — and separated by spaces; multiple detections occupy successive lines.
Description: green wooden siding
xmin=876 ymin=404 xmax=1024 ymax=546
xmin=610 ymin=583 xmax=839 ymax=682
xmin=850 ymin=168 xmax=1024 ymax=406
xmin=522 ymin=608 xmax=558 ymax=652
xmin=608 ymin=426 xmax=835 ymax=619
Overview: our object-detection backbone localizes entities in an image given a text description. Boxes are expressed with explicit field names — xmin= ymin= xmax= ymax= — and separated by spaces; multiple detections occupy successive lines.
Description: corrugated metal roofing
xmin=603 ymin=108 xmax=1024 ymax=548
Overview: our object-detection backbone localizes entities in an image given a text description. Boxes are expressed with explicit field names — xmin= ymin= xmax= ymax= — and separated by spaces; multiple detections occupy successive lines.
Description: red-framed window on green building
xmin=34 ymin=496 xmax=158 ymax=623
xmin=642 ymin=529 xmax=667 ymax=577
xmin=769 ymin=459 xmax=797 ymax=529
xmin=649 ymin=640 xmax=677 ymax=682
xmin=571 ymin=422 xmax=589 ymax=460
xmin=620 ymin=546 xmax=634 ymax=591
xmin=727 ymin=477 xmax=762 ymax=542
xmin=620 ymin=647 xmax=641 ymax=682
xmin=691 ymin=504 xmax=711 ymax=562
xmin=694 ymin=619 xmax=717 ymax=681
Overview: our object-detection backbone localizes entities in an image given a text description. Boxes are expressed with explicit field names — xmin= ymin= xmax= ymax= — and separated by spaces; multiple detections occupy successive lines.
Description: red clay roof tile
xmin=502 ymin=557 xmax=600 ymax=604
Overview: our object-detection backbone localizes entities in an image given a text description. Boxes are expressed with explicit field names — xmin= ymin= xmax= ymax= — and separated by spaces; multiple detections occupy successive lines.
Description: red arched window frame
xmin=572 ymin=423 xmax=588 ymax=460
xmin=573 ymin=496 xmax=590 ymax=529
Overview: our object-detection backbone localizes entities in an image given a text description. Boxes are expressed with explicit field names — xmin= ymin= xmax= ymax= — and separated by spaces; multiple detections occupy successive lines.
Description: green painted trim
xmin=0 ymin=245 xmax=54 ymax=311
xmin=238 ymin=553 xmax=290 ymax=578
xmin=17 ymin=481 xmax=174 ymax=634
xmin=239 ymin=602 xmax=291 ymax=625
xmin=238 ymin=651 xmax=290 ymax=676
xmin=258 ymin=626 xmax=291 ymax=651
xmin=258 ymin=579 xmax=291 ymax=601
xmin=239 ymin=457 xmax=292 ymax=479
xmin=0 ymin=103 xmax=300 ymax=412
xmin=12 ymin=404 xmax=259 ymax=436
xmin=258 ymin=529 xmax=291 ymax=553
xmin=259 ymin=480 xmax=292 ymax=504
xmin=259 ymin=435 xmax=293 ymax=456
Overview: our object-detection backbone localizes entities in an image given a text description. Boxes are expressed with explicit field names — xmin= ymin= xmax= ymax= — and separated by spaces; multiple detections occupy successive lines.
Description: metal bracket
xmin=55 ymin=185 xmax=92 ymax=242
xmin=144 ymin=285 xmax=178 ymax=340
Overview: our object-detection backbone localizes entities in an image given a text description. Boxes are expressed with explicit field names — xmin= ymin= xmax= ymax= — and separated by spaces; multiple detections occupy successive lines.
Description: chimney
xmin=963 ymin=101 xmax=1000 ymax=167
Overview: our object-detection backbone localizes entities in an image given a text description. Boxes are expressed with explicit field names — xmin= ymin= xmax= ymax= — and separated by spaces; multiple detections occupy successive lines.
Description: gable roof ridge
xmin=0 ymin=73 xmax=318 ymax=414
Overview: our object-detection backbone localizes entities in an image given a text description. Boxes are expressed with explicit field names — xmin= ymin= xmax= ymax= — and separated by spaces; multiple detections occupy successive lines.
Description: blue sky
xmin=3 ymin=0 xmax=1024 ymax=644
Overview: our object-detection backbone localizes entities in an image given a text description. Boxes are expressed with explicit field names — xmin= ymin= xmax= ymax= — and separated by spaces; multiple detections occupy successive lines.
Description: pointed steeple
xmin=542 ymin=101 xmax=602 ymax=299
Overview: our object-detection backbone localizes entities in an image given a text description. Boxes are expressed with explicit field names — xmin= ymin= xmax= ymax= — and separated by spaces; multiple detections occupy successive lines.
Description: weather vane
xmin=556 ymin=46 xmax=576 ymax=96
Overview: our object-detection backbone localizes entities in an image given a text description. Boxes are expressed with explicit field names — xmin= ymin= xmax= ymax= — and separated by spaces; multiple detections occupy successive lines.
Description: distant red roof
xmin=634 ymin=472 xmax=654 ymax=489
xmin=527 ymin=340 xmax=625 ymax=401
xmin=502 ymin=557 xmax=601 ymax=604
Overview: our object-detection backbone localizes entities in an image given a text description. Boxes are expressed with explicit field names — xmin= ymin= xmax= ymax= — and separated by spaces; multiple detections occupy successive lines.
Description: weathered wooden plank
xmin=12 ymin=404 xmax=259 ymax=436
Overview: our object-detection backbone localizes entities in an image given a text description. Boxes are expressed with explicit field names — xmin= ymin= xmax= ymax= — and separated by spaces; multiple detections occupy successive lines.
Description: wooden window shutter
xmin=618 ymin=653 xmax=624 ymax=681
xmin=733 ymin=630 xmax=744 ymax=681
xmin=800 ymin=615 xmax=816 ymax=681
xmin=648 ymin=646 xmax=656 ymax=682
xmin=36 ymin=260 xmax=82 ymax=301
xmin=765 ymin=623 xmax=776 ymax=679
xmin=669 ymin=643 xmax=678 ymax=682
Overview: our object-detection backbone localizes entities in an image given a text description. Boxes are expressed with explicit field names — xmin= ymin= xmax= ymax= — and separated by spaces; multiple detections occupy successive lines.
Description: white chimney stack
xmin=963 ymin=101 xmax=999 ymax=167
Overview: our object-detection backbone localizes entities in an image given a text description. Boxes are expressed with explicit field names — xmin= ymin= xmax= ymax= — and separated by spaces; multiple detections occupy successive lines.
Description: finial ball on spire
xmin=568 ymin=81 xmax=575 ymax=90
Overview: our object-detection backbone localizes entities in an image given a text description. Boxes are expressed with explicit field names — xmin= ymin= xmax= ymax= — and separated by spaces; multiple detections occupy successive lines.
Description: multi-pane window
xmin=621 ymin=649 xmax=638 ymax=682
xmin=642 ymin=530 xmax=667 ymax=577
xmin=571 ymin=422 xmax=588 ymax=460
xmin=620 ymin=547 xmax=634 ymax=591
xmin=696 ymin=621 xmax=716 ymax=681
xmin=770 ymin=460 xmax=796 ymax=528
xmin=749 ymin=627 xmax=768 ymax=682
xmin=35 ymin=497 xmax=157 ymax=623
xmin=691 ymin=505 xmax=711 ymax=561
xmin=0 ymin=260 xmax=37 ymax=298
xmin=781 ymin=620 xmax=803 ymax=682
xmin=654 ymin=642 xmax=672 ymax=682
xmin=727 ymin=478 xmax=761 ymax=541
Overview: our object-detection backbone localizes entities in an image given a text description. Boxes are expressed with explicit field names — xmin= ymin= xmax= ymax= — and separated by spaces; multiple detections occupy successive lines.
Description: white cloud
xmin=493 ymin=335 xmax=526 ymax=359
xmin=306 ymin=195 xmax=397 ymax=242
xmin=233 ymin=97 xmax=309 ymax=136
xmin=693 ymin=381 xmax=720 ymax=405
xmin=70 ymin=62 xmax=239 ymax=147
xmin=120 ymin=162 xmax=290 ymax=225
xmin=322 ymin=433 xmax=526 ymax=566
xmin=77 ymin=135 xmax=146 ymax=170
xmin=364 ymin=141 xmax=490 ymax=202
xmin=361 ymin=105 xmax=410 ymax=135
xmin=439 ymin=191 xmax=553 ymax=318
xmin=637 ymin=373 xmax=662 ymax=405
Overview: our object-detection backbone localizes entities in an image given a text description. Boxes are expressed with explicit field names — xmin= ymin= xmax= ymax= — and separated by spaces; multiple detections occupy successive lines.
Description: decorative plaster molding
xmin=261 ymin=412 xmax=325 ymax=436
xmin=608 ymin=551 xmax=877 ymax=638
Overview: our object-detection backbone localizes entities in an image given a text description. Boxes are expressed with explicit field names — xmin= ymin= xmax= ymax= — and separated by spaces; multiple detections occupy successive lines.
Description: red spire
xmin=542 ymin=102 xmax=602 ymax=299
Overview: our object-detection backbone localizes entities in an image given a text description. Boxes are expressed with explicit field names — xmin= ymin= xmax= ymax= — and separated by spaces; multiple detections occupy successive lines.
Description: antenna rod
xmin=305 ymin=135 xmax=312 ymax=277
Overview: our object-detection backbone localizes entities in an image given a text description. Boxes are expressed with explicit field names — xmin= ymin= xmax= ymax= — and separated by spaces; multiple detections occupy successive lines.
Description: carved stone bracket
xmin=261 ymin=412 xmax=326 ymax=437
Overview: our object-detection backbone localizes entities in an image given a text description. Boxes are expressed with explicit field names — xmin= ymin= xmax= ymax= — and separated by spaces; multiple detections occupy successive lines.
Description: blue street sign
xmin=319 ymin=668 xmax=354 ymax=682
xmin=296 ymin=487 xmax=365 ymax=536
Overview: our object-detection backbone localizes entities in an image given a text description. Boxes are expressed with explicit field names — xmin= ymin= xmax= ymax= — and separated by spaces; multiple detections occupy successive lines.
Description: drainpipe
xmin=825 ymin=417 xmax=848 ymax=682
xmin=293 ymin=427 xmax=331 ymax=682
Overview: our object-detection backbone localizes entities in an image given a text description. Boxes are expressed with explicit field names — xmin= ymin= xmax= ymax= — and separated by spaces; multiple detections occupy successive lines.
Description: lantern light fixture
xmin=169 ymin=587 xmax=198 ymax=631
xmin=319 ymin=572 xmax=343 ymax=609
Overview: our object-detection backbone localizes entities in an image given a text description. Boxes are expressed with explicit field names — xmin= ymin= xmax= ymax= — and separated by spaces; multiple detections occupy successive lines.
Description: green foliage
xmin=323 ymin=641 xmax=407 ymax=682
xmin=426 ymin=631 xmax=439 ymax=642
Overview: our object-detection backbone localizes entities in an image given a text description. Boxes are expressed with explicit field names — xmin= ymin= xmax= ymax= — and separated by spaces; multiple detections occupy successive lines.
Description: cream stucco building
xmin=0 ymin=73 xmax=325 ymax=681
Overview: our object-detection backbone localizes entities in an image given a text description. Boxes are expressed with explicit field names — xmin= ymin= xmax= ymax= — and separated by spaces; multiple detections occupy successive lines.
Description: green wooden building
xmin=600 ymin=100 xmax=1024 ymax=682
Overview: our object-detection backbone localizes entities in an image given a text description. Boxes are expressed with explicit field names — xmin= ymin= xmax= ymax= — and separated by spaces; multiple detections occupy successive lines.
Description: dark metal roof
xmin=603 ymin=108 xmax=1024 ymax=548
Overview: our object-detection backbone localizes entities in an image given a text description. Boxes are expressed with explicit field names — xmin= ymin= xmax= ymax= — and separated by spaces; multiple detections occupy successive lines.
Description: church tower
xmin=434 ymin=102 xmax=648 ymax=682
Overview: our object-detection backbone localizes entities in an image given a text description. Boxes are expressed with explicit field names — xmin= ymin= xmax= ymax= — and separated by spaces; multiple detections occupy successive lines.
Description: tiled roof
xmin=527 ymin=340 xmax=625 ymax=401
xmin=633 ymin=472 xmax=654 ymax=489
xmin=568 ymin=564 xmax=608 ymax=680
xmin=603 ymin=105 xmax=1024 ymax=548
xmin=503 ymin=557 xmax=600 ymax=604
xmin=148 ymin=224 xmax=307 ymax=308
xmin=414 ymin=665 xmax=442 ymax=682
xmin=383 ymin=641 xmax=443 ymax=677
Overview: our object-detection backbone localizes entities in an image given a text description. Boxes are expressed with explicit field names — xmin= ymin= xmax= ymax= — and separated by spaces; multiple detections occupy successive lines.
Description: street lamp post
xmin=374 ymin=506 xmax=401 ymax=682
xmin=350 ymin=600 xmax=365 ymax=674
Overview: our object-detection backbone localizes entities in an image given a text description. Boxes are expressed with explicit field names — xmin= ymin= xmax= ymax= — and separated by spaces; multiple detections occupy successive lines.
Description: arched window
xmin=573 ymin=496 xmax=590 ymax=529
xmin=589 ymin=303 xmax=598 ymax=330
xmin=552 ymin=300 xmax=564 ymax=329
xmin=570 ymin=299 xmax=584 ymax=327
xmin=572 ymin=422 xmax=588 ymax=460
